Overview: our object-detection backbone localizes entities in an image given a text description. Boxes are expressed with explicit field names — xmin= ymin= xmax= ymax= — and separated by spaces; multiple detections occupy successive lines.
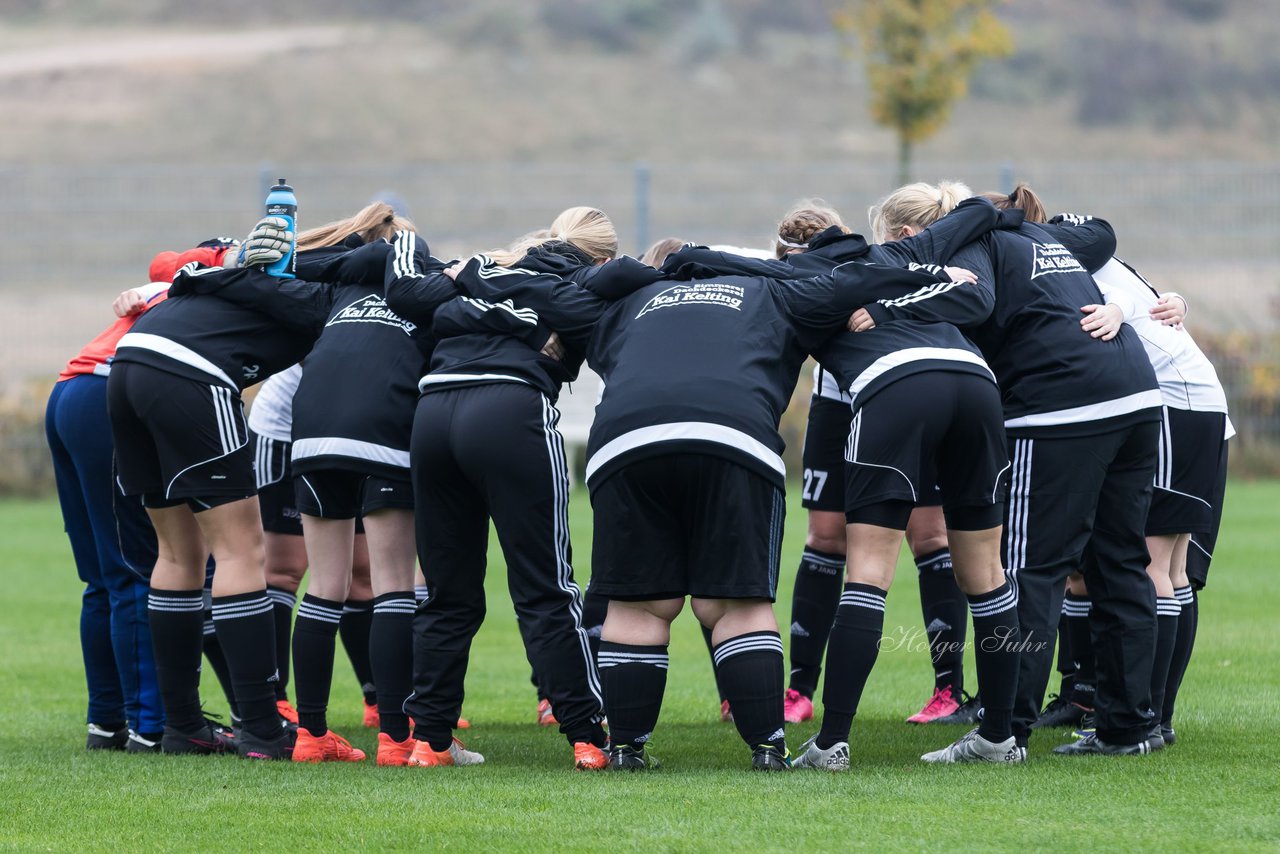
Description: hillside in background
xmin=1 ymin=0 xmax=1277 ymax=167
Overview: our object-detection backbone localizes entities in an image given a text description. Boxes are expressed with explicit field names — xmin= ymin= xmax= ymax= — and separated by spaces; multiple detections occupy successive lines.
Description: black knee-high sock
xmin=713 ymin=631 xmax=786 ymax=753
xmin=1062 ymin=592 xmax=1096 ymax=709
xmin=1055 ymin=601 xmax=1075 ymax=693
xmin=968 ymin=582 xmax=1019 ymax=742
xmin=211 ymin=591 xmax=280 ymax=741
xmin=292 ymin=594 xmax=344 ymax=736
xmin=201 ymin=609 xmax=238 ymax=716
xmin=266 ymin=585 xmax=297 ymax=702
xmin=339 ymin=598 xmax=376 ymax=705
xmin=787 ymin=547 xmax=845 ymax=698
xmin=916 ymin=549 xmax=967 ymax=695
xmin=1150 ymin=597 xmax=1183 ymax=725
xmin=1162 ymin=586 xmax=1198 ymax=727
xmin=817 ymin=584 xmax=886 ymax=750
xmin=148 ymin=588 xmax=207 ymax=731
xmin=598 ymin=641 xmax=668 ymax=751
xmin=700 ymin=624 xmax=725 ymax=703
xmin=371 ymin=592 xmax=415 ymax=742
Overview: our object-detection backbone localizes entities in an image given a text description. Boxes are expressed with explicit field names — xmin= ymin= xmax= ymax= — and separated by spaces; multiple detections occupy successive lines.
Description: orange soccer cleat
xmin=407 ymin=737 xmax=485 ymax=768
xmin=573 ymin=742 xmax=608 ymax=771
xmin=363 ymin=700 xmax=380 ymax=729
xmin=291 ymin=728 xmax=366 ymax=763
xmin=376 ymin=732 xmax=417 ymax=767
xmin=276 ymin=699 xmax=299 ymax=725
xmin=537 ymin=698 xmax=558 ymax=727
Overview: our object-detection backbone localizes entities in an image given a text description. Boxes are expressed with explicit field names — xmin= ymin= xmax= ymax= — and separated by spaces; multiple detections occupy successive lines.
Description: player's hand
xmin=442 ymin=261 xmax=463 ymax=280
xmin=849 ymin=307 xmax=875 ymax=332
xmin=1080 ymin=303 xmax=1123 ymax=340
xmin=1150 ymin=294 xmax=1187 ymax=327
xmin=241 ymin=216 xmax=293 ymax=267
xmin=945 ymin=266 xmax=977 ymax=284
xmin=540 ymin=332 xmax=566 ymax=361
xmin=113 ymin=289 xmax=148 ymax=317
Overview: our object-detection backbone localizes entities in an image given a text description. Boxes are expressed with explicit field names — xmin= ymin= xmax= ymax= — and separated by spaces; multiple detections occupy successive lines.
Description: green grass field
xmin=2 ymin=482 xmax=1278 ymax=852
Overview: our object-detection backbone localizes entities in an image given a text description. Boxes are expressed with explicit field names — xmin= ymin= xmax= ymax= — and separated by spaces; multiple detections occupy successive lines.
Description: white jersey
xmin=247 ymin=363 xmax=302 ymax=443
xmin=811 ymin=362 xmax=848 ymax=402
xmin=1094 ymin=258 xmax=1234 ymax=437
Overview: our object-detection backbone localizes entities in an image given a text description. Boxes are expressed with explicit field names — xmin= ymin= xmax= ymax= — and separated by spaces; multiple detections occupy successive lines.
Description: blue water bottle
xmin=263 ymin=178 xmax=297 ymax=279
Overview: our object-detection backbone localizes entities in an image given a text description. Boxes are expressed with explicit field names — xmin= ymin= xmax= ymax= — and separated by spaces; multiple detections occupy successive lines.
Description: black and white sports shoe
xmin=1030 ymin=693 xmax=1090 ymax=729
xmin=607 ymin=744 xmax=660 ymax=771
xmin=126 ymin=730 xmax=162 ymax=754
xmin=1052 ymin=733 xmax=1159 ymax=756
xmin=1160 ymin=725 xmax=1176 ymax=746
xmin=934 ymin=693 xmax=983 ymax=726
xmin=750 ymin=744 xmax=792 ymax=772
xmin=86 ymin=723 xmax=128 ymax=751
xmin=161 ymin=719 xmax=236 ymax=755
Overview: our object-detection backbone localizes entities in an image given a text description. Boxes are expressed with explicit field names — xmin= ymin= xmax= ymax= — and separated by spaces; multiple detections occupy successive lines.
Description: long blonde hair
xmin=774 ymin=199 xmax=849 ymax=259
xmin=868 ymin=180 xmax=972 ymax=243
xmin=296 ymin=201 xmax=415 ymax=252
xmin=487 ymin=206 xmax=619 ymax=267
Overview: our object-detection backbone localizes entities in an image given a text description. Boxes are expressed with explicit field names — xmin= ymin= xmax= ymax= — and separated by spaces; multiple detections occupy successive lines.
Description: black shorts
xmin=590 ymin=454 xmax=785 ymax=601
xmin=107 ymin=361 xmax=255 ymax=510
xmin=294 ymin=468 xmax=413 ymax=519
xmin=844 ymin=371 xmax=1008 ymax=531
xmin=1187 ymin=434 xmax=1229 ymax=590
xmin=800 ymin=396 xmax=849 ymax=513
xmin=1146 ymin=407 xmax=1228 ymax=537
xmin=252 ymin=432 xmax=303 ymax=536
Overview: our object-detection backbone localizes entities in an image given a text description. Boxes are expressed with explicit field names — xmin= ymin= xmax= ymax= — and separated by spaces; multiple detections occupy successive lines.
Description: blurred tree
xmin=833 ymin=0 xmax=1012 ymax=185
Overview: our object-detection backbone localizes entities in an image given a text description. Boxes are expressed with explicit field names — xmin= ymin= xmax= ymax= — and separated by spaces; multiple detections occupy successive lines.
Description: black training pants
xmin=1004 ymin=419 xmax=1160 ymax=745
xmin=404 ymin=383 xmax=602 ymax=747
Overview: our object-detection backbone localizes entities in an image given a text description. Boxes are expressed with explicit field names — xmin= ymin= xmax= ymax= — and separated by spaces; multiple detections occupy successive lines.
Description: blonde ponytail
xmin=487 ymin=206 xmax=619 ymax=267
xmin=868 ymin=180 xmax=973 ymax=243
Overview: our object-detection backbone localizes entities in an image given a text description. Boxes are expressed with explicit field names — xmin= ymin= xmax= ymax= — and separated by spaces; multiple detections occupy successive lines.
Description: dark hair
xmin=981 ymin=181 xmax=1047 ymax=223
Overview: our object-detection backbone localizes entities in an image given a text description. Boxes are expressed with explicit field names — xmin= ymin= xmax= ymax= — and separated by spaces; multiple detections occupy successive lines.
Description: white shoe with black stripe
xmin=921 ymin=728 xmax=1024 ymax=764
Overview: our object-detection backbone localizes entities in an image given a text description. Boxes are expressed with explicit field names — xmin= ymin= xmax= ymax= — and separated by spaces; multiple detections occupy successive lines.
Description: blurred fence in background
xmin=2 ymin=160 xmax=1278 ymax=493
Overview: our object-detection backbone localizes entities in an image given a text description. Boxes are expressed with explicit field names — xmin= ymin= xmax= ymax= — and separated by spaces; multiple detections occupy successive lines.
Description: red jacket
xmin=58 ymin=246 xmax=231 ymax=381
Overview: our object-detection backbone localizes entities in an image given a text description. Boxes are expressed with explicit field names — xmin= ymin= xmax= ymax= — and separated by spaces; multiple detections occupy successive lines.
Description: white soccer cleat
xmin=449 ymin=737 xmax=486 ymax=766
xmin=791 ymin=735 xmax=850 ymax=772
xmin=921 ymin=728 xmax=1024 ymax=764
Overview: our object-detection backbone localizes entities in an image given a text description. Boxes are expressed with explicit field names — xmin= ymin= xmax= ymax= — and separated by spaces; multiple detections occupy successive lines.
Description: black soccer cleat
xmin=126 ymin=730 xmax=162 ymax=754
xmin=235 ymin=726 xmax=294 ymax=760
xmin=607 ymin=744 xmax=660 ymax=771
xmin=750 ymin=744 xmax=792 ymax=772
xmin=1052 ymin=732 xmax=1160 ymax=756
xmin=934 ymin=692 xmax=983 ymax=725
xmin=1030 ymin=693 xmax=1091 ymax=730
xmin=86 ymin=723 xmax=128 ymax=751
xmin=161 ymin=719 xmax=236 ymax=755
xmin=1160 ymin=725 xmax=1176 ymax=746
